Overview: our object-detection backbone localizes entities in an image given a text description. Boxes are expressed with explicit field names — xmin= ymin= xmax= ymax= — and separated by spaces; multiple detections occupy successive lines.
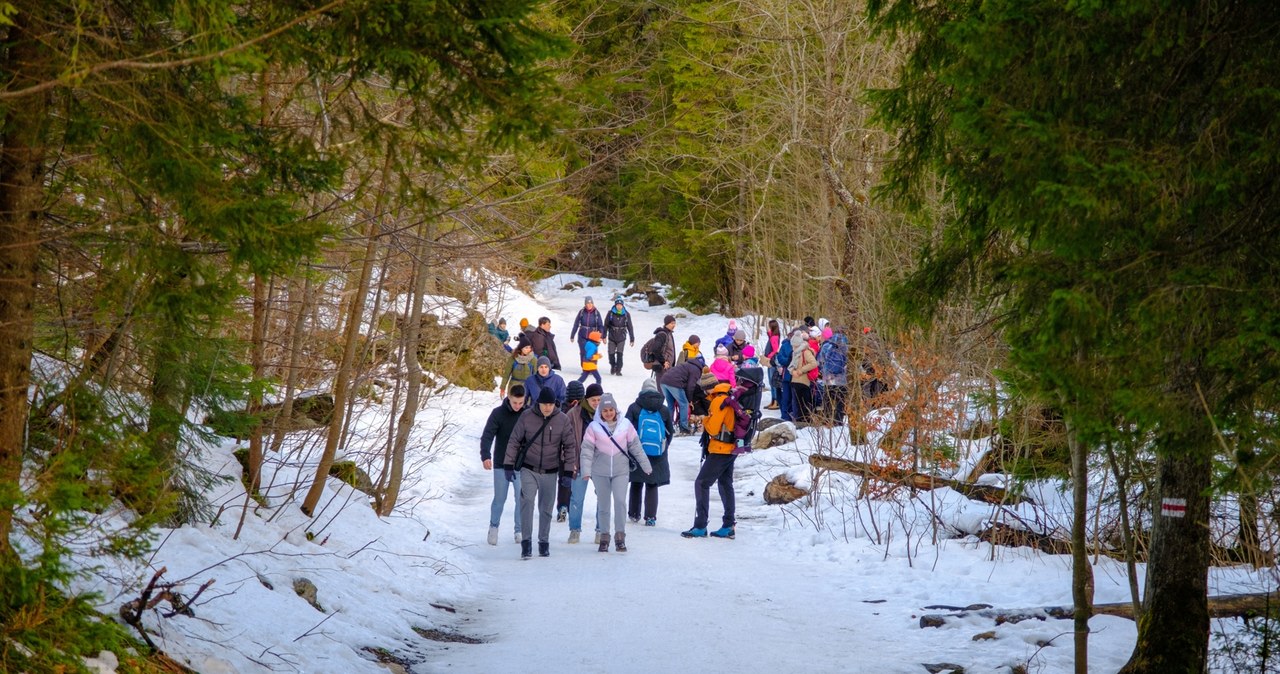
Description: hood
xmin=653 ymin=326 xmax=666 ymax=335
xmin=637 ymin=388 xmax=665 ymax=412
xmin=610 ymin=305 xmax=627 ymax=315
xmin=790 ymin=333 xmax=808 ymax=351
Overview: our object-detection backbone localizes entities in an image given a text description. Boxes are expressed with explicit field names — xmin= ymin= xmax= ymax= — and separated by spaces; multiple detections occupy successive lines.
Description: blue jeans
xmin=568 ymin=474 xmax=597 ymax=533
xmin=780 ymin=376 xmax=794 ymax=422
xmin=662 ymin=384 xmax=690 ymax=431
xmin=489 ymin=468 xmax=521 ymax=534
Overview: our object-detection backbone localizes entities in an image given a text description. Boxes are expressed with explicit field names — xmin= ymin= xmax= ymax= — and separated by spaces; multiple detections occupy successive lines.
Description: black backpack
xmin=736 ymin=366 xmax=766 ymax=446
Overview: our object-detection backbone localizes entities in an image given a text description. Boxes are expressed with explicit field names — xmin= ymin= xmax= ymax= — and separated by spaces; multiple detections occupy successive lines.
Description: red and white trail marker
xmin=1161 ymin=498 xmax=1187 ymax=518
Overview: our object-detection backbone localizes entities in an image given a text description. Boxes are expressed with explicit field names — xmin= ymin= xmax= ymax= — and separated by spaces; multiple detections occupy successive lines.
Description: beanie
xmin=599 ymin=393 xmax=618 ymax=412
xmin=733 ymin=329 xmax=746 ymax=341
xmin=663 ymin=314 xmax=676 ymax=325
xmin=688 ymin=334 xmax=700 ymax=345
xmin=714 ymin=345 xmax=728 ymax=357
xmin=727 ymin=319 xmax=737 ymax=332
xmin=537 ymin=356 xmax=551 ymax=368
xmin=565 ymin=380 xmax=584 ymax=401
xmin=743 ymin=345 xmax=756 ymax=359
xmin=585 ymin=296 xmax=594 ymax=305
xmin=519 ymin=317 xmax=530 ymax=329
xmin=537 ymin=387 xmax=557 ymax=405
xmin=585 ymin=383 xmax=604 ymax=399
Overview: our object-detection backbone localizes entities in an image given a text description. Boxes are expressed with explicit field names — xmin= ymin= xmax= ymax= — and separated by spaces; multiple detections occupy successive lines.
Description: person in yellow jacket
xmin=575 ymin=331 xmax=604 ymax=387
xmin=681 ymin=380 xmax=739 ymax=539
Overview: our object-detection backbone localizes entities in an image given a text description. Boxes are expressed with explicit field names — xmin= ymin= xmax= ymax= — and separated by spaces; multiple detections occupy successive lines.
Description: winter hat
xmin=688 ymin=334 xmax=700 ymax=345
xmin=537 ymin=356 xmax=551 ymax=368
xmin=519 ymin=317 xmax=530 ymax=329
xmin=537 ymin=387 xmax=557 ymax=405
xmin=742 ymin=345 xmax=756 ymax=359
xmin=641 ymin=378 xmax=659 ymax=393
xmin=585 ymin=383 xmax=604 ymax=399
xmin=714 ymin=345 xmax=729 ymax=357
xmin=614 ymin=296 xmax=625 ymax=305
xmin=698 ymin=370 xmax=720 ymax=390
xmin=733 ymin=329 xmax=746 ymax=342
xmin=588 ymin=330 xmax=602 ymax=342
xmin=663 ymin=314 xmax=676 ymax=326
xmin=598 ymin=393 xmax=618 ymax=412
xmin=809 ymin=326 xmax=821 ymax=339
xmin=498 ymin=318 xmax=507 ymax=327
xmin=585 ymin=296 xmax=594 ymax=305
xmin=804 ymin=316 xmax=816 ymax=328
xmin=565 ymin=380 xmax=585 ymax=401
xmin=727 ymin=319 xmax=737 ymax=332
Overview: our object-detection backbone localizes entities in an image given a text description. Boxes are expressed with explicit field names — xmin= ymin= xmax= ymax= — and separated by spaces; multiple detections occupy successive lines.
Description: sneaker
xmin=538 ymin=542 xmax=550 ymax=557
xmin=681 ymin=527 xmax=707 ymax=538
xmin=710 ymin=526 xmax=735 ymax=539
xmin=556 ymin=506 xmax=567 ymax=523
xmin=628 ymin=516 xmax=640 ymax=524
xmin=487 ymin=526 xmax=498 ymax=546
xmin=568 ymin=530 xmax=580 ymax=544
xmin=644 ymin=517 xmax=656 ymax=527
xmin=514 ymin=531 xmax=522 ymax=544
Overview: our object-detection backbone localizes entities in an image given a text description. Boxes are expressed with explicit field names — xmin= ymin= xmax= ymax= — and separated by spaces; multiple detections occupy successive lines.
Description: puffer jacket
xmin=504 ymin=407 xmax=578 ymax=473
xmin=787 ymin=334 xmax=818 ymax=386
xmin=710 ymin=356 xmax=737 ymax=387
xmin=660 ymin=360 xmax=704 ymax=399
xmin=580 ymin=408 xmax=652 ymax=480
xmin=523 ymin=370 xmax=566 ymax=407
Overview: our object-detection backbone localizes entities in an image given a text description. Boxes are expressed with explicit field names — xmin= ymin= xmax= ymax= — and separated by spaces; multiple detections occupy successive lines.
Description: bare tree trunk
xmin=1104 ymin=440 xmax=1143 ymax=621
xmin=0 ymin=19 xmax=49 ymax=558
xmin=379 ymin=231 xmax=430 ymax=516
xmin=301 ymin=219 xmax=379 ymax=517
xmin=247 ymin=273 xmax=268 ymax=492
xmin=1065 ymin=414 xmax=1093 ymax=674
xmin=270 ymin=274 xmax=314 ymax=454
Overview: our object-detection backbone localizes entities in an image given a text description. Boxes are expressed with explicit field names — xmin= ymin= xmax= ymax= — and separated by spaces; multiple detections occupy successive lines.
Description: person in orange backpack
xmin=575 ymin=330 xmax=604 ymax=387
xmin=681 ymin=379 xmax=740 ymax=540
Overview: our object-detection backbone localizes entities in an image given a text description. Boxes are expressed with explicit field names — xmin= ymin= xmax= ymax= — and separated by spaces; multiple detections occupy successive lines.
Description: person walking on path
xmin=556 ymin=380 xmax=586 ymax=523
xmin=569 ymin=297 xmax=605 ymax=368
xmin=523 ymin=357 xmax=566 ymax=409
xmin=603 ymin=296 xmax=635 ymax=375
xmin=480 ymin=384 xmax=527 ymax=545
xmin=566 ymin=383 xmax=603 ymax=543
xmin=682 ymin=379 xmax=741 ymax=540
xmin=574 ymin=330 xmax=605 ymax=387
xmin=579 ymin=393 xmax=652 ymax=552
xmin=529 ymin=316 xmax=562 ymax=370
xmin=500 ymin=335 xmax=537 ymax=396
xmin=504 ymin=387 xmax=578 ymax=559
xmin=645 ymin=315 xmax=678 ymax=381
xmin=626 ymin=379 xmax=673 ymax=527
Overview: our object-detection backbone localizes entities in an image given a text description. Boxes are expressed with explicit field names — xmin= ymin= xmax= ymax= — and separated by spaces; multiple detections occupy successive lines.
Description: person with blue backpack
xmin=626 ymin=378 xmax=674 ymax=526
xmin=818 ymin=327 xmax=850 ymax=424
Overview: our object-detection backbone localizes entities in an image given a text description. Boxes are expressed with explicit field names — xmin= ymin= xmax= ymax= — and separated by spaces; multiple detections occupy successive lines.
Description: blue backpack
xmin=820 ymin=335 xmax=848 ymax=376
xmin=637 ymin=408 xmax=667 ymax=456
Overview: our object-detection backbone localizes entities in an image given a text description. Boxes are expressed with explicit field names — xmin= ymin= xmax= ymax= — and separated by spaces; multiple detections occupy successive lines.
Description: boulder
xmin=293 ymin=577 xmax=323 ymax=612
xmin=561 ymin=281 xmax=584 ymax=291
xmin=416 ymin=309 xmax=510 ymax=390
xmin=587 ymin=277 xmax=604 ymax=287
xmin=763 ymin=474 xmax=809 ymax=505
xmin=646 ymin=291 xmax=666 ymax=306
xmin=752 ymin=420 xmax=796 ymax=449
xmin=329 ymin=460 xmax=375 ymax=495
xmin=624 ymin=282 xmax=655 ymax=296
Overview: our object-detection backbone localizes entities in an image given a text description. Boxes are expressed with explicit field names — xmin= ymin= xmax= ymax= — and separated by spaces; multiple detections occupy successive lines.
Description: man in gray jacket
xmin=504 ymin=387 xmax=579 ymax=559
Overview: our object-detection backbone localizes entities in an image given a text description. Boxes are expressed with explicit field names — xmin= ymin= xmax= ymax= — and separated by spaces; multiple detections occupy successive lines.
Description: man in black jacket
xmin=481 ymin=384 xmax=527 ymax=546
xmin=529 ymin=316 xmax=562 ymax=370
xmin=603 ymin=297 xmax=635 ymax=375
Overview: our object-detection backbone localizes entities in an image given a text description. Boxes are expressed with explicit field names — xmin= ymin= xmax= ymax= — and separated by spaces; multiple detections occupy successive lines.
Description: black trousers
xmin=693 ymin=453 xmax=737 ymax=530
xmin=790 ymin=382 xmax=814 ymax=422
xmin=628 ymin=482 xmax=659 ymax=520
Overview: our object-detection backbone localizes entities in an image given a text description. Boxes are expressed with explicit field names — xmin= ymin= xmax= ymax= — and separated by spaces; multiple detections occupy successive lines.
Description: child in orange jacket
xmin=575 ymin=331 xmax=604 ymax=387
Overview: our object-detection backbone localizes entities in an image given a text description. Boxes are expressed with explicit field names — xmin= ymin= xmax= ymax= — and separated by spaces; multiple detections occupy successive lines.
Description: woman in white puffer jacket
xmin=580 ymin=393 xmax=652 ymax=552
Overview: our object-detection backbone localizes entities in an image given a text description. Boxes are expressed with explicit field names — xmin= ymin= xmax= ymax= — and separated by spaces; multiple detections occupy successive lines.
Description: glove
xmin=558 ymin=474 xmax=573 ymax=490
xmin=504 ymin=468 xmax=515 ymax=482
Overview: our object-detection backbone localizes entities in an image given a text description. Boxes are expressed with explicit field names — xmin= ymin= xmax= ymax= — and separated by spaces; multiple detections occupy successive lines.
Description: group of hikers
xmin=482 ymin=295 xmax=890 ymax=559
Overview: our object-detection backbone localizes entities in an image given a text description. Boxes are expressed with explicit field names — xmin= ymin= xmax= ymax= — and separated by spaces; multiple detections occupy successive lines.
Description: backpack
xmin=820 ymin=337 xmax=848 ymax=376
xmin=703 ymin=392 xmax=737 ymax=449
xmin=734 ymin=369 xmax=765 ymax=446
xmin=640 ymin=334 xmax=664 ymax=369
xmin=637 ymin=408 xmax=667 ymax=456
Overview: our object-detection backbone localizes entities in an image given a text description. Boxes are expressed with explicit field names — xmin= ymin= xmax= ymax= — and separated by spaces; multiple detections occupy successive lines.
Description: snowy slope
xmin=84 ymin=274 xmax=1271 ymax=674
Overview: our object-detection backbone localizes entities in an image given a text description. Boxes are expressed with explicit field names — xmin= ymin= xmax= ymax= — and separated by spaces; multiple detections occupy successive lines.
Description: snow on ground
xmin=84 ymin=273 xmax=1272 ymax=673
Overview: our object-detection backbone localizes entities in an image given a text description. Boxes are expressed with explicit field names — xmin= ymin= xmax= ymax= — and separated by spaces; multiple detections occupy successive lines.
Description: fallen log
xmin=919 ymin=592 xmax=1280 ymax=628
xmin=809 ymin=454 xmax=1034 ymax=506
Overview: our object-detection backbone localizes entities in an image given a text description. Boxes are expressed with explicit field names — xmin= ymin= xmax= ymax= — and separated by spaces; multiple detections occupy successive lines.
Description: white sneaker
xmin=487 ymin=527 xmax=498 ymax=546
xmin=514 ymin=531 xmax=522 ymax=544
xmin=568 ymin=530 xmax=580 ymax=544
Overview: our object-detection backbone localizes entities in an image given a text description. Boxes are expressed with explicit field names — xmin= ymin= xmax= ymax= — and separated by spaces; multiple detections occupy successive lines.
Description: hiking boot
xmin=556 ymin=506 xmax=567 ymax=523
xmin=568 ymin=530 xmax=581 ymax=544
xmin=615 ymin=532 xmax=627 ymax=552
xmin=487 ymin=526 xmax=498 ymax=546
xmin=710 ymin=526 xmax=736 ymax=539
xmin=538 ymin=542 xmax=550 ymax=557
xmin=644 ymin=517 xmax=656 ymax=527
xmin=681 ymin=527 xmax=707 ymax=538
xmin=598 ymin=532 xmax=610 ymax=552
xmin=595 ymin=531 xmax=605 ymax=544
xmin=520 ymin=540 xmax=532 ymax=559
